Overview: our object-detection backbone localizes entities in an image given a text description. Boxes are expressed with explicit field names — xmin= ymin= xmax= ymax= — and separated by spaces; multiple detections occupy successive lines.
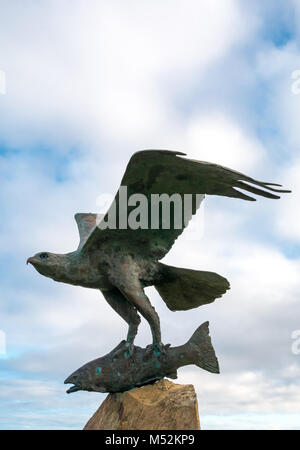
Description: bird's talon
xmin=155 ymin=342 xmax=167 ymax=356
xmin=112 ymin=341 xmax=135 ymax=360
xmin=124 ymin=343 xmax=135 ymax=359
xmin=144 ymin=342 xmax=168 ymax=358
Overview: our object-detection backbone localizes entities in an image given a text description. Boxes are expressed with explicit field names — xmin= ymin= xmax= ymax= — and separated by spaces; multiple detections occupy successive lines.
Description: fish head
xmin=64 ymin=360 xmax=110 ymax=394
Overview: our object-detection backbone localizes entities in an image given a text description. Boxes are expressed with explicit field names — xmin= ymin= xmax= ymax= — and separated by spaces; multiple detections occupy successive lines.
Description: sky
xmin=0 ymin=0 xmax=300 ymax=430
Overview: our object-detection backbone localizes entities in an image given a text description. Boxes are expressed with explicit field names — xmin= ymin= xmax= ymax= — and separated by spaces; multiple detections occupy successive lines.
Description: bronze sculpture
xmin=27 ymin=150 xmax=290 ymax=391
xmin=64 ymin=321 xmax=218 ymax=394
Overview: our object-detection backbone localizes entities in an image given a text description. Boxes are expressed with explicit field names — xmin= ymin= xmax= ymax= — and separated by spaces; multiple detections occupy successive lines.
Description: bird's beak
xmin=26 ymin=257 xmax=34 ymax=265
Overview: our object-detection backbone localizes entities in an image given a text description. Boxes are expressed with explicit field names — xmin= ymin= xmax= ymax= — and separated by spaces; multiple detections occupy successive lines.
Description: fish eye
xmin=39 ymin=253 xmax=49 ymax=259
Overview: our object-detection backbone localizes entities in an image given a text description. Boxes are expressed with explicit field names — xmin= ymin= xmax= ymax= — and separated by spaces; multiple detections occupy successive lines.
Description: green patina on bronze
xmin=26 ymin=150 xmax=291 ymax=392
xmin=64 ymin=322 xmax=218 ymax=394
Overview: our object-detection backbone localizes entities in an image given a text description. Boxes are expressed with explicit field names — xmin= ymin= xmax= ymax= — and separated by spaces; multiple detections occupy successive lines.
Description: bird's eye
xmin=39 ymin=253 xmax=49 ymax=259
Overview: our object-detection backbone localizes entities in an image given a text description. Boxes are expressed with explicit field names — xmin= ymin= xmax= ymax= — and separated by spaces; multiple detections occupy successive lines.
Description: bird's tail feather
xmin=155 ymin=263 xmax=230 ymax=311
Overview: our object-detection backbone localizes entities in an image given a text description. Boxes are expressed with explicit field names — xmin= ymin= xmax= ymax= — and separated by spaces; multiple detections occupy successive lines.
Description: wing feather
xmin=80 ymin=150 xmax=291 ymax=258
xmin=75 ymin=213 xmax=97 ymax=249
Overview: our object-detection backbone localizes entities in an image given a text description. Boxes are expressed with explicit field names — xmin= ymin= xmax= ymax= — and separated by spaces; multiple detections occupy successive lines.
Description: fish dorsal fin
xmin=75 ymin=213 xmax=98 ymax=250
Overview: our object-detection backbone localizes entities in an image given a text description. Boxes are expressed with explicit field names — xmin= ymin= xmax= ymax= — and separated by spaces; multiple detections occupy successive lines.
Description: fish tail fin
xmin=187 ymin=321 xmax=220 ymax=374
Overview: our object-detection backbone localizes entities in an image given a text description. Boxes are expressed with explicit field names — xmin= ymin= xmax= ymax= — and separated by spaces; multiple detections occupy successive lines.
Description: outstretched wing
xmin=75 ymin=213 xmax=97 ymax=250
xmin=80 ymin=150 xmax=291 ymax=259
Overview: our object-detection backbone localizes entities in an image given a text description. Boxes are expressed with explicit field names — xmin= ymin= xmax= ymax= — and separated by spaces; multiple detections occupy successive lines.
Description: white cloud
xmin=273 ymin=159 xmax=300 ymax=241
xmin=0 ymin=0 xmax=256 ymax=149
xmin=0 ymin=378 xmax=103 ymax=430
xmin=256 ymin=42 xmax=300 ymax=152
xmin=254 ymin=41 xmax=300 ymax=242
xmin=0 ymin=0 xmax=298 ymax=431
xmin=186 ymin=113 xmax=266 ymax=170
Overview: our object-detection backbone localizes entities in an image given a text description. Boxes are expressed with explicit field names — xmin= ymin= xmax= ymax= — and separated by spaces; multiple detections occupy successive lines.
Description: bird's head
xmin=26 ymin=252 xmax=63 ymax=279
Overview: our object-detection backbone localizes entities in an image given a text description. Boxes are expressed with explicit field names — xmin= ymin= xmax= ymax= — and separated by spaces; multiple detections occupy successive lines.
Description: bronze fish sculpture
xmin=64 ymin=321 xmax=218 ymax=394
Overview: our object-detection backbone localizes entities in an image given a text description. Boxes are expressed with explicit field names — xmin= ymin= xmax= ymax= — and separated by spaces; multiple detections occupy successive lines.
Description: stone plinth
xmin=84 ymin=379 xmax=200 ymax=430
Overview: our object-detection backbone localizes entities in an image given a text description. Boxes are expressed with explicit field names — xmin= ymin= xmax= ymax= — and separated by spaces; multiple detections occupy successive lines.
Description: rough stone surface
xmin=84 ymin=379 xmax=200 ymax=430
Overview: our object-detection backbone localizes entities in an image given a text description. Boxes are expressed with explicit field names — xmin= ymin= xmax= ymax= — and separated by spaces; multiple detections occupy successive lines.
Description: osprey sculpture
xmin=27 ymin=150 xmax=290 ymax=389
